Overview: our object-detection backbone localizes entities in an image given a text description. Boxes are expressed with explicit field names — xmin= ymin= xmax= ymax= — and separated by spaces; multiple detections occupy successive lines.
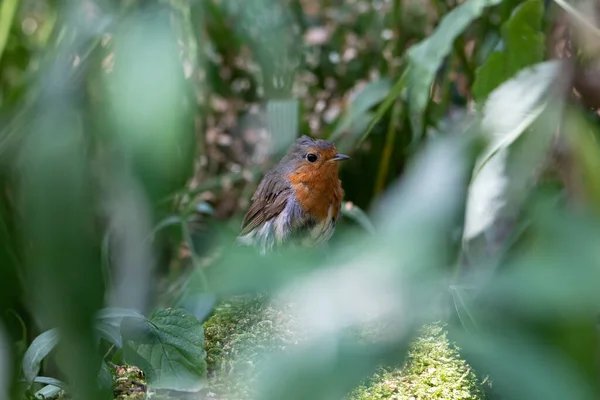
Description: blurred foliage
xmin=2 ymin=0 xmax=600 ymax=399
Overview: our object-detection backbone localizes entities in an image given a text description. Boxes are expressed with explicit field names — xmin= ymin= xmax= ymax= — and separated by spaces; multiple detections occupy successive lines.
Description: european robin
xmin=238 ymin=135 xmax=350 ymax=254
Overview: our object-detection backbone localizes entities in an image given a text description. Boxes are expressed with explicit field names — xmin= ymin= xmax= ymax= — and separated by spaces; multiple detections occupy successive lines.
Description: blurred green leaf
xmin=0 ymin=0 xmax=19 ymax=64
xmin=450 ymin=285 xmax=480 ymax=334
xmin=407 ymin=0 xmax=502 ymax=139
xmin=472 ymin=0 xmax=545 ymax=104
xmin=359 ymin=70 xmax=407 ymax=144
xmin=22 ymin=329 xmax=59 ymax=383
xmin=124 ymin=308 xmax=207 ymax=391
xmin=331 ymin=78 xmax=393 ymax=141
xmin=96 ymin=307 xmax=146 ymax=323
xmin=97 ymin=361 xmax=113 ymax=391
xmin=562 ymin=108 xmax=600 ymax=214
xmin=455 ymin=329 xmax=599 ymax=400
xmin=95 ymin=321 xmax=123 ymax=349
xmin=463 ymin=61 xmax=563 ymax=249
xmin=32 ymin=376 xmax=67 ymax=390
xmin=266 ymin=99 xmax=299 ymax=158
xmin=340 ymin=201 xmax=376 ymax=234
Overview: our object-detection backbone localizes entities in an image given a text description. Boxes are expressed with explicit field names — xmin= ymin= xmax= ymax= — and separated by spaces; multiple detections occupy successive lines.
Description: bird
xmin=238 ymin=135 xmax=350 ymax=254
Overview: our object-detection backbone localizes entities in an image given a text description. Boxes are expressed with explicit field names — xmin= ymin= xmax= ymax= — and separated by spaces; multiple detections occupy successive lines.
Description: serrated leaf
xmin=23 ymin=328 xmax=60 ymax=383
xmin=473 ymin=0 xmax=545 ymax=104
xmin=123 ymin=308 xmax=207 ymax=391
xmin=463 ymin=61 xmax=564 ymax=247
xmin=407 ymin=0 xmax=502 ymax=139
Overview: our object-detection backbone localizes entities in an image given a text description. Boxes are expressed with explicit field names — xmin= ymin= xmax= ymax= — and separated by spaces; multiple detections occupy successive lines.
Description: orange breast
xmin=286 ymin=165 xmax=344 ymax=221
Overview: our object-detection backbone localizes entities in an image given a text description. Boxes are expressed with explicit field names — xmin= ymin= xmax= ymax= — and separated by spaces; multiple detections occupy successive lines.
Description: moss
xmin=203 ymin=295 xmax=485 ymax=400
xmin=348 ymin=324 xmax=485 ymax=400
xmin=203 ymin=294 xmax=307 ymax=399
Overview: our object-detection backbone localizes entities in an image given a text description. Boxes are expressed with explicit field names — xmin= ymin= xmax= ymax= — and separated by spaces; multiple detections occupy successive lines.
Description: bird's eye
xmin=306 ymin=153 xmax=318 ymax=163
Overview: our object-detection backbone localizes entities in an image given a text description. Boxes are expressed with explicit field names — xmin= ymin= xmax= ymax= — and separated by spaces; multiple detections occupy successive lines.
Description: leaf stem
xmin=374 ymin=100 xmax=402 ymax=196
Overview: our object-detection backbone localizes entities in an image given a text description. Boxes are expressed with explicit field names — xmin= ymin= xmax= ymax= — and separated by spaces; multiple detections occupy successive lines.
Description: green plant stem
xmin=374 ymin=100 xmax=402 ymax=196
xmin=0 ymin=0 xmax=19 ymax=64
xmin=102 ymin=344 xmax=115 ymax=361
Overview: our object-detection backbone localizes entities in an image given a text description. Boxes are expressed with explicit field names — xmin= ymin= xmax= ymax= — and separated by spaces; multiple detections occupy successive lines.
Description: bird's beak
xmin=332 ymin=153 xmax=350 ymax=162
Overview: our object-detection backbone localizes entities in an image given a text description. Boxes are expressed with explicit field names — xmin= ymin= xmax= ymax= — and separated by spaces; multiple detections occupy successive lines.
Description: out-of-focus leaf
xmin=23 ymin=329 xmax=60 ymax=383
xmin=562 ymin=109 xmax=600 ymax=214
xmin=449 ymin=285 xmax=480 ymax=334
xmin=552 ymin=0 xmax=600 ymax=43
xmin=97 ymin=361 xmax=113 ymax=391
xmin=95 ymin=321 xmax=123 ymax=348
xmin=455 ymin=329 xmax=599 ymax=400
xmin=406 ymin=0 xmax=502 ymax=139
xmin=330 ymin=78 xmax=393 ymax=141
xmin=463 ymin=61 xmax=563 ymax=247
xmin=472 ymin=0 xmax=545 ymax=104
xmin=340 ymin=201 xmax=376 ymax=234
xmin=33 ymin=376 xmax=68 ymax=390
xmin=105 ymin=8 xmax=195 ymax=202
xmin=150 ymin=216 xmax=183 ymax=238
xmin=96 ymin=307 xmax=146 ymax=324
xmin=267 ymin=99 xmax=299 ymax=158
xmin=0 ymin=323 xmax=10 ymax=400
xmin=358 ymin=70 xmax=408 ymax=144
xmin=123 ymin=308 xmax=207 ymax=391
xmin=0 ymin=0 xmax=19 ymax=63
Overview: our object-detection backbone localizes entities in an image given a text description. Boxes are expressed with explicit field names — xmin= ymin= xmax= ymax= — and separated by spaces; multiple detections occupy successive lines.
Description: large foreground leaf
xmin=462 ymin=60 xmax=564 ymax=256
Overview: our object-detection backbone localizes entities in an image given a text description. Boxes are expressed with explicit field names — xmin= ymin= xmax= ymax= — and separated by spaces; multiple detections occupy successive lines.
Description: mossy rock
xmin=203 ymin=294 xmax=486 ymax=400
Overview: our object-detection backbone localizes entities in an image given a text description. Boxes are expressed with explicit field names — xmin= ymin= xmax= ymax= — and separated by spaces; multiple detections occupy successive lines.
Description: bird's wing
xmin=239 ymin=170 xmax=292 ymax=236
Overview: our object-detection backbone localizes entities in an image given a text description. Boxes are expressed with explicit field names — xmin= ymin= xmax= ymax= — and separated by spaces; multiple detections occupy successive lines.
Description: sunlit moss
xmin=348 ymin=324 xmax=486 ymax=400
xmin=203 ymin=296 xmax=486 ymax=400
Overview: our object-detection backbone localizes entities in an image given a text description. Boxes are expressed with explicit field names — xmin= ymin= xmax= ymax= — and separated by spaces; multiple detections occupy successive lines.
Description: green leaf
xmin=33 ymin=376 xmax=68 ymax=390
xmin=95 ymin=308 xmax=147 ymax=348
xmin=472 ymin=0 xmax=545 ymax=104
xmin=123 ymin=308 xmax=207 ymax=391
xmin=0 ymin=0 xmax=19 ymax=64
xmin=95 ymin=321 xmax=123 ymax=348
xmin=463 ymin=61 xmax=564 ymax=252
xmin=406 ymin=0 xmax=502 ymax=139
xmin=330 ymin=78 xmax=393 ymax=141
xmin=359 ymin=70 xmax=408 ymax=144
xmin=34 ymin=384 xmax=62 ymax=400
xmin=23 ymin=329 xmax=60 ymax=383
xmin=96 ymin=307 xmax=146 ymax=323
xmin=340 ymin=201 xmax=376 ymax=234
xmin=97 ymin=361 xmax=113 ymax=391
